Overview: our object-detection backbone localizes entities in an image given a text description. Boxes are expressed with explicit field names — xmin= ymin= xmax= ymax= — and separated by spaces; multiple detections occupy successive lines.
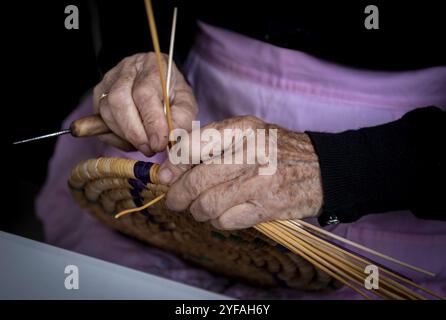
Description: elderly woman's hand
xmin=93 ymin=53 xmax=198 ymax=155
xmin=158 ymin=116 xmax=323 ymax=230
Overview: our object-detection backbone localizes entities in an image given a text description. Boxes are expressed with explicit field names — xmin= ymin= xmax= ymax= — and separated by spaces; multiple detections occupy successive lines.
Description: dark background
xmin=4 ymin=0 xmax=98 ymax=238
xmin=3 ymin=0 xmax=445 ymax=240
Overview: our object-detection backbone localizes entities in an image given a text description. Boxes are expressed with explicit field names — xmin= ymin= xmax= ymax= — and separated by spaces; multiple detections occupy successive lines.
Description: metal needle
xmin=13 ymin=129 xmax=72 ymax=145
xmin=13 ymin=114 xmax=110 ymax=145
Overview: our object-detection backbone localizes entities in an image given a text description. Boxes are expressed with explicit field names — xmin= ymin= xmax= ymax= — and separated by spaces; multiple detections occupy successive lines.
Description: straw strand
xmin=114 ymin=193 xmax=166 ymax=219
xmin=292 ymin=219 xmax=435 ymax=277
xmin=114 ymin=4 xmax=178 ymax=218
xmin=143 ymin=0 xmax=173 ymax=134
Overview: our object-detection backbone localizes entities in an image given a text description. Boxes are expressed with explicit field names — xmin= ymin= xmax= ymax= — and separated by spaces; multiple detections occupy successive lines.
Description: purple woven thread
xmin=128 ymin=177 xmax=150 ymax=218
xmin=133 ymin=161 xmax=154 ymax=184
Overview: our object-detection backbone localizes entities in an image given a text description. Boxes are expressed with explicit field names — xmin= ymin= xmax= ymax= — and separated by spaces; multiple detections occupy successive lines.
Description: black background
xmin=4 ymin=0 xmax=98 ymax=235
xmin=6 ymin=0 xmax=98 ymax=183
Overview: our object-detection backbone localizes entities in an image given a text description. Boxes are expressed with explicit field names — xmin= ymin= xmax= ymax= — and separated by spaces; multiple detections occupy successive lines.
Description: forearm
xmin=306 ymin=106 xmax=446 ymax=226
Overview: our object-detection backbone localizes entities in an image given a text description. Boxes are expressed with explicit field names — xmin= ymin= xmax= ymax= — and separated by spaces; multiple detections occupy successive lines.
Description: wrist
xmin=288 ymin=132 xmax=324 ymax=219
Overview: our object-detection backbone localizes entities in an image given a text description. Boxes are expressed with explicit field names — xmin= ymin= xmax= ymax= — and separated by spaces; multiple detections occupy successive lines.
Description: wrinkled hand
xmin=158 ymin=116 xmax=323 ymax=230
xmin=93 ymin=52 xmax=198 ymax=155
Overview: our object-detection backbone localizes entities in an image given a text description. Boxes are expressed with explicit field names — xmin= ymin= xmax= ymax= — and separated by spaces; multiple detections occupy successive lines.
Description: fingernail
xmin=150 ymin=135 xmax=159 ymax=151
xmin=139 ymin=144 xmax=152 ymax=156
xmin=158 ymin=168 xmax=173 ymax=184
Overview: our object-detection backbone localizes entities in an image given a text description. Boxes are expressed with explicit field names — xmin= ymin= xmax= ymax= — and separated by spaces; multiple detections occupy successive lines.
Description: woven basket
xmin=69 ymin=157 xmax=334 ymax=290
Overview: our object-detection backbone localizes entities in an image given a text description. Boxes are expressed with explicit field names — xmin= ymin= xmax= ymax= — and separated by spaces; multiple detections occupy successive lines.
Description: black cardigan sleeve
xmin=306 ymin=106 xmax=446 ymax=226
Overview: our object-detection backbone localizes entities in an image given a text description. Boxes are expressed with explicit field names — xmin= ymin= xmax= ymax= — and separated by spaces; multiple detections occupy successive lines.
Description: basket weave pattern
xmin=69 ymin=157 xmax=333 ymax=290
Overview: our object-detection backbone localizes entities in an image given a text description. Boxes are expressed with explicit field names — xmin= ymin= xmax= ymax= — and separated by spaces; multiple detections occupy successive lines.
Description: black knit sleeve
xmin=306 ymin=106 xmax=446 ymax=226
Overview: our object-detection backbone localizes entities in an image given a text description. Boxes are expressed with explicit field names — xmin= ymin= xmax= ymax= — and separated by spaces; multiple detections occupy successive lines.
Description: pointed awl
xmin=13 ymin=115 xmax=110 ymax=145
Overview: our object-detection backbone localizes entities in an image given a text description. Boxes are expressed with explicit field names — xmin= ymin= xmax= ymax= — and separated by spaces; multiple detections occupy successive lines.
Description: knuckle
xmin=93 ymin=84 xmax=101 ymax=97
xmin=115 ymin=58 xmax=137 ymax=77
xmin=107 ymin=88 xmax=127 ymax=107
xmin=189 ymin=197 xmax=214 ymax=221
xmin=146 ymin=68 xmax=159 ymax=79
xmin=197 ymin=192 xmax=219 ymax=219
xmin=166 ymin=182 xmax=190 ymax=212
xmin=165 ymin=189 xmax=180 ymax=211
xmin=120 ymin=56 xmax=134 ymax=68
xmin=129 ymin=52 xmax=144 ymax=62
xmin=175 ymin=119 xmax=192 ymax=132
xmin=146 ymin=52 xmax=156 ymax=60
xmin=98 ymin=104 xmax=113 ymax=122
xmin=102 ymin=70 xmax=115 ymax=83
xmin=146 ymin=71 xmax=162 ymax=86
xmin=133 ymin=84 xmax=156 ymax=105
xmin=215 ymin=216 xmax=229 ymax=229
xmin=143 ymin=53 xmax=159 ymax=73
xmin=172 ymin=109 xmax=194 ymax=131
xmin=242 ymin=115 xmax=261 ymax=125
xmin=134 ymin=53 xmax=146 ymax=68
xmin=183 ymin=171 xmax=202 ymax=198
xmin=190 ymin=199 xmax=207 ymax=221
xmin=131 ymin=53 xmax=145 ymax=61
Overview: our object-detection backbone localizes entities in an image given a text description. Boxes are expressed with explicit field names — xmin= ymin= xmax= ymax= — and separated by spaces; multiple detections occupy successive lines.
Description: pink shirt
xmin=36 ymin=22 xmax=446 ymax=299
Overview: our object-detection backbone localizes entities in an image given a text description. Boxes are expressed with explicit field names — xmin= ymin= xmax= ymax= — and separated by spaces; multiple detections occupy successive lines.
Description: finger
xmin=156 ymin=120 xmax=208 ymax=186
xmin=156 ymin=134 xmax=196 ymax=185
xmin=97 ymin=133 xmax=135 ymax=152
xmin=98 ymin=96 xmax=127 ymax=138
xmin=158 ymin=115 xmax=265 ymax=185
xmin=132 ymin=53 xmax=169 ymax=153
xmin=189 ymin=173 xmax=269 ymax=222
xmin=170 ymin=69 xmax=198 ymax=131
xmin=93 ymin=66 xmax=121 ymax=112
xmin=168 ymin=115 xmax=263 ymax=163
xmin=165 ymin=164 xmax=253 ymax=211
xmin=157 ymin=160 xmax=191 ymax=186
xmin=171 ymin=97 xmax=198 ymax=132
xmin=157 ymin=120 xmax=239 ymax=185
xmin=210 ymin=203 xmax=265 ymax=230
xmin=107 ymin=61 xmax=153 ymax=156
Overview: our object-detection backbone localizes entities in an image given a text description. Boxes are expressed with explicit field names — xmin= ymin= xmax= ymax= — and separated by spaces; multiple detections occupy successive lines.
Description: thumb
xmin=157 ymin=152 xmax=192 ymax=185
